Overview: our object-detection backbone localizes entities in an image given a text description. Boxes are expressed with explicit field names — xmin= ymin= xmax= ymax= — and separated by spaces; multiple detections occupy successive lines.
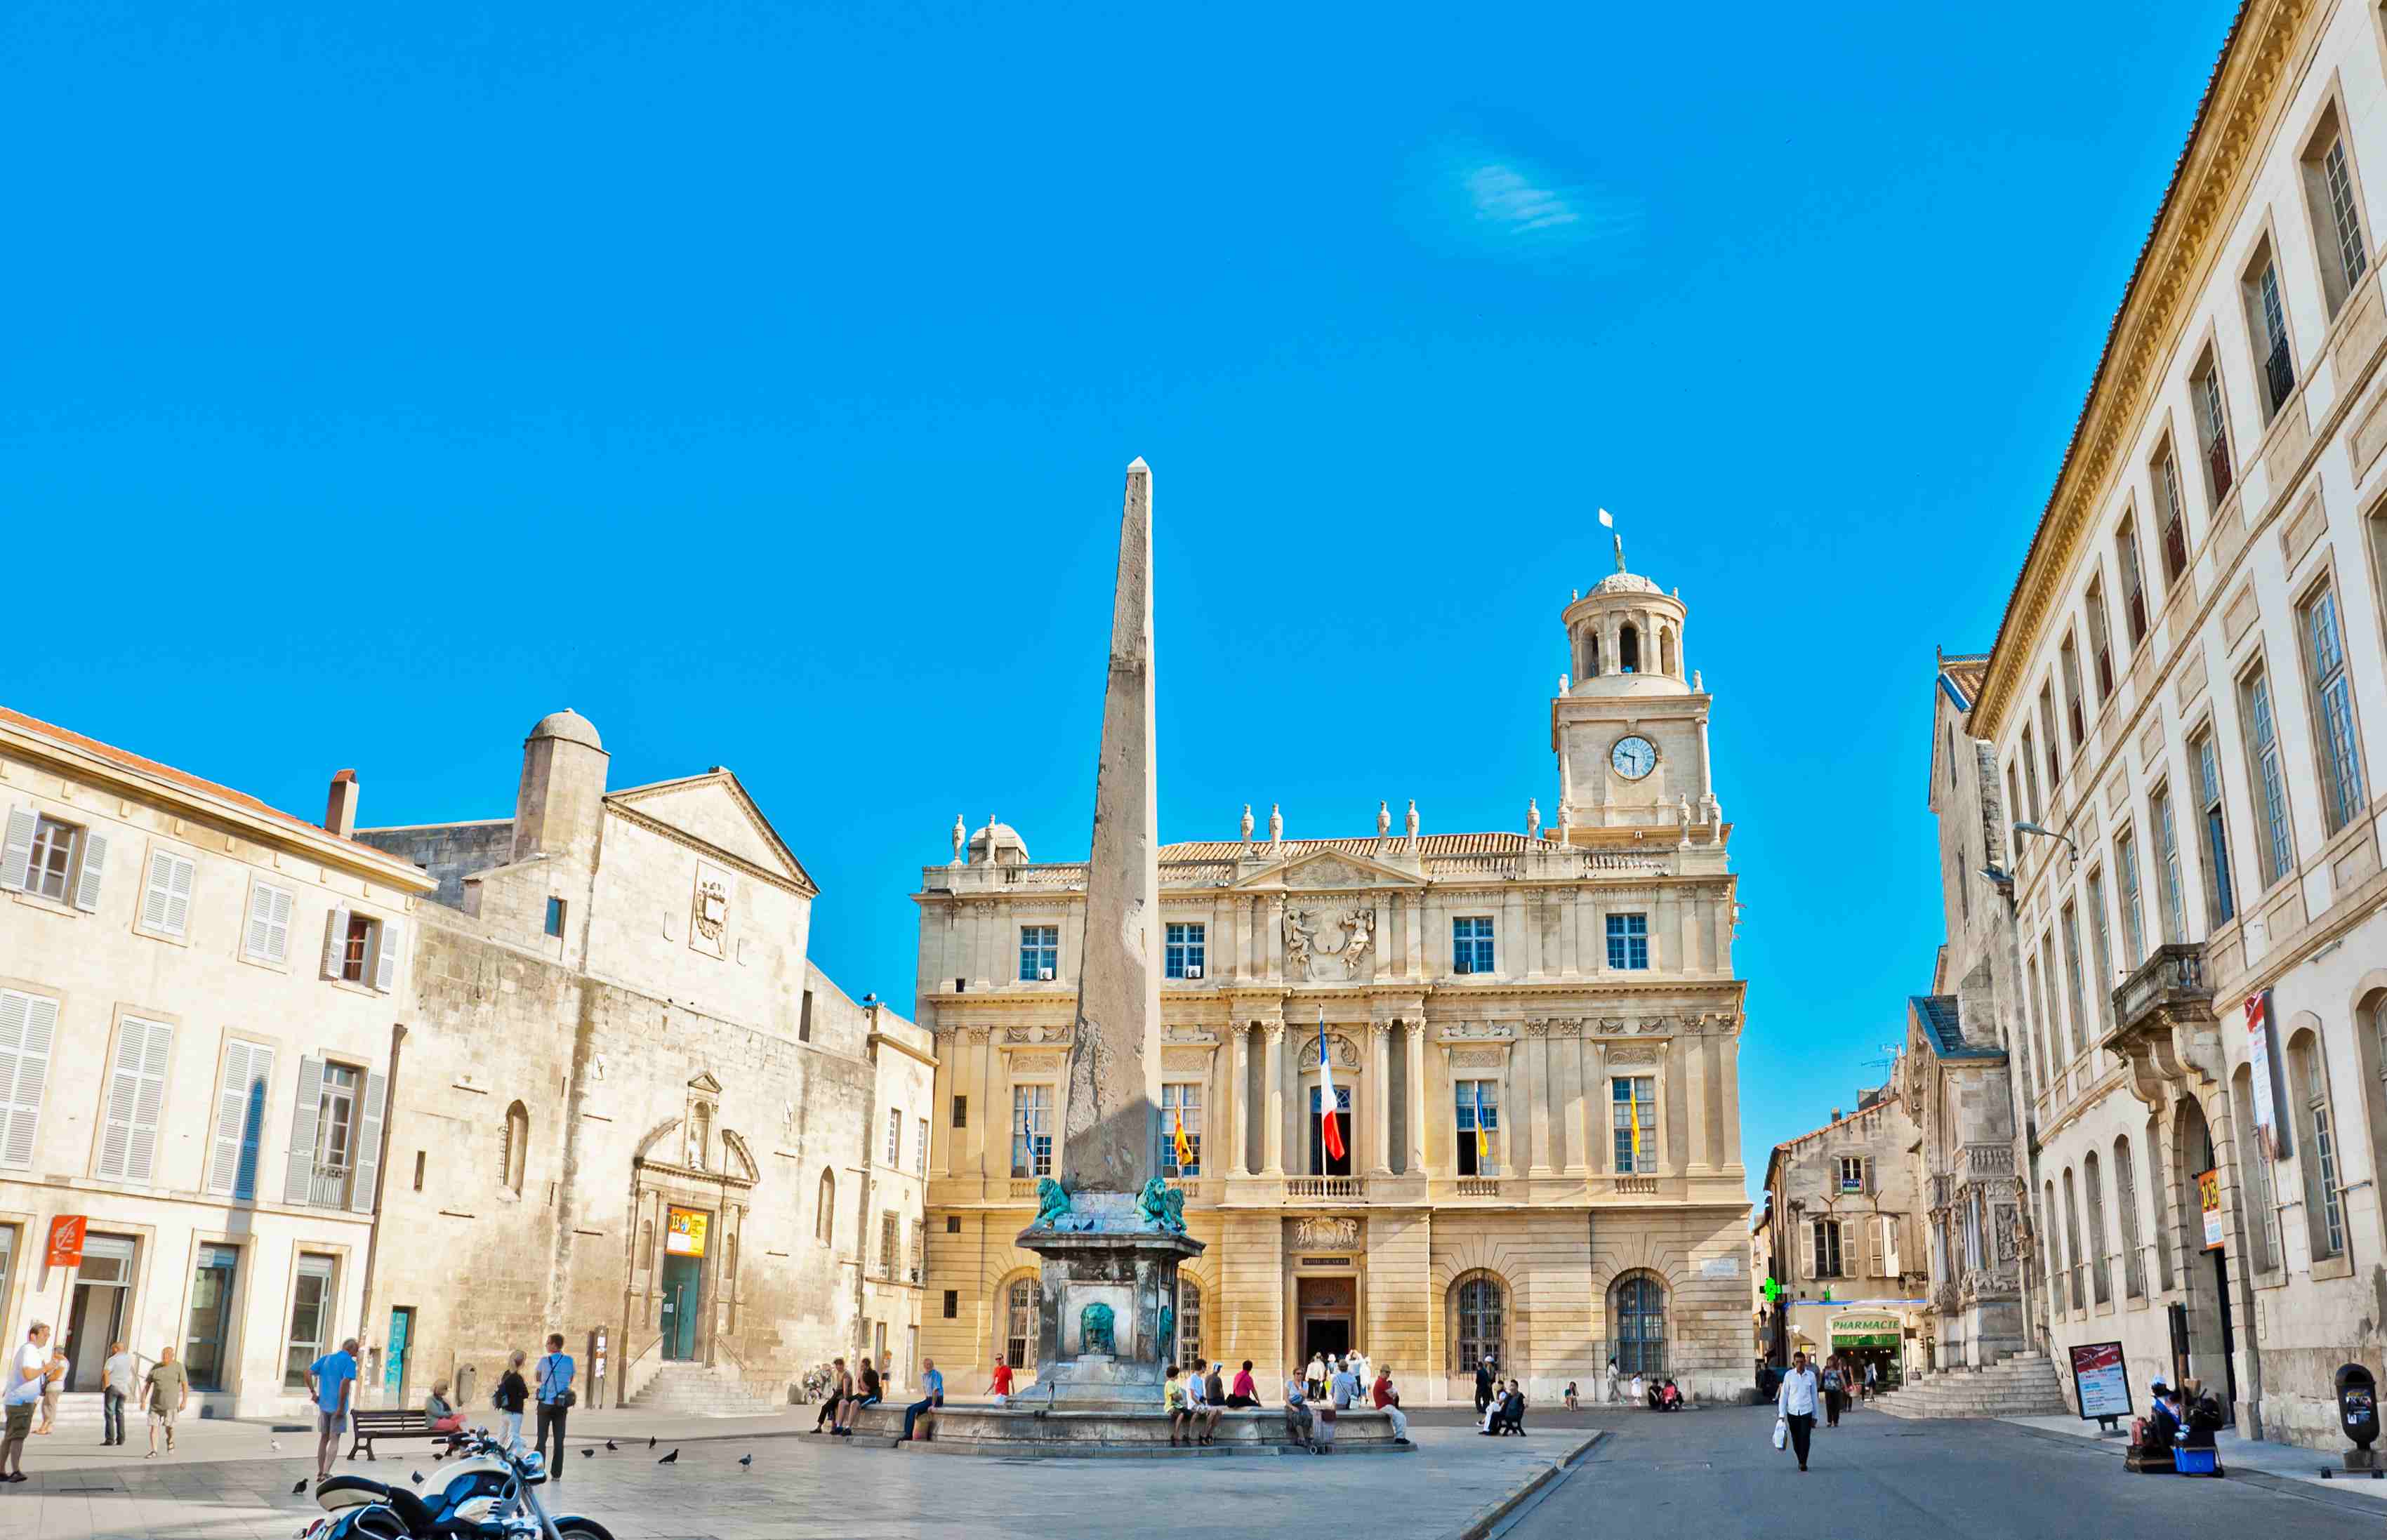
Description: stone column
xmin=1559 ymin=1030 xmax=1586 ymax=1173
xmin=1556 ymin=888 xmax=1578 ymax=975
xmin=1262 ymin=1021 xmax=1287 ymax=1176
xmin=1230 ymin=1025 xmax=1252 ymax=1176
xmin=1586 ymin=1040 xmax=1608 ymax=1174
xmin=1719 ymin=1030 xmax=1743 ymax=1169
xmin=1500 ymin=889 xmax=1524 ymax=979
xmin=1267 ymin=896 xmax=1285 ymax=983
xmin=964 ymin=1028 xmax=991 ymax=1179
xmin=1528 ymin=1029 xmax=1554 ymax=1176
xmin=1521 ymin=891 xmax=1545 ymax=978
xmin=1406 ymin=891 xmax=1427 ymax=981
xmin=1238 ymin=897 xmax=1257 ymax=982
xmin=1368 ymin=1021 xmax=1394 ymax=1175
xmin=1685 ymin=1029 xmax=1712 ymax=1172
xmin=1404 ymin=1021 xmax=1427 ymax=1174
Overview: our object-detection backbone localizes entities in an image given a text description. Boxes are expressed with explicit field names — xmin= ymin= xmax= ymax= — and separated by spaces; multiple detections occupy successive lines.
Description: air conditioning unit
xmin=1185 ymin=965 xmax=1204 ymax=979
xmin=1038 ymin=968 xmax=1055 ymax=981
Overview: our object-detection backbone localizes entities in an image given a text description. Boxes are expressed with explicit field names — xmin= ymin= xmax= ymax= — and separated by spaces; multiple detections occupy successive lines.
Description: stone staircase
xmin=1869 ymin=1353 xmax=2069 ymax=1420
xmin=623 ymin=1362 xmax=783 ymax=1418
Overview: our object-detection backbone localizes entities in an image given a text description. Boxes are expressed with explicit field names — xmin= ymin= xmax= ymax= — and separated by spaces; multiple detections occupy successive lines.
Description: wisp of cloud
xmin=1403 ymin=133 xmax=1639 ymax=268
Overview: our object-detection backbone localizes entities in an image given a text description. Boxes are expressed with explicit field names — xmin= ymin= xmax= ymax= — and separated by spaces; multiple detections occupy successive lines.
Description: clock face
xmin=1611 ymin=736 xmax=1657 ymax=781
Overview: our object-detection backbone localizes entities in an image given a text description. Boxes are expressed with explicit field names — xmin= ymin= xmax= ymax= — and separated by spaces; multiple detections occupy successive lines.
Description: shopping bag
xmin=1772 ymin=1415 xmax=1788 ymax=1451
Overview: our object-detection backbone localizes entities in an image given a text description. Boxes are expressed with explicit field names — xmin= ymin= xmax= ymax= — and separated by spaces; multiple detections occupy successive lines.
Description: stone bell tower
xmin=1550 ymin=534 xmax=1719 ymax=838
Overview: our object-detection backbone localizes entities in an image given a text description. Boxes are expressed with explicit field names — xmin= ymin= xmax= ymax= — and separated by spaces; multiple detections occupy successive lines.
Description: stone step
xmin=626 ymin=1366 xmax=783 ymax=1419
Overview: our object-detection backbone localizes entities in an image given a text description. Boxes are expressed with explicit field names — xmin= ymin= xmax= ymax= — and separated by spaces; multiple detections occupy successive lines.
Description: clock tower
xmin=1550 ymin=536 xmax=1719 ymax=837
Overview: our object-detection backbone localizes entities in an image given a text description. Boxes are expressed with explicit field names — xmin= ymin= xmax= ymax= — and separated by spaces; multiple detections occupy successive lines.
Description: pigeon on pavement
xmin=647 ymin=1436 xmax=656 ymax=1449
xmin=580 ymin=1448 xmax=595 ymax=1459
xmin=604 ymin=1440 xmax=618 ymax=1452
xmin=657 ymin=1449 xmax=680 ymax=1466
xmin=738 ymin=1454 xmax=753 ymax=1470
xmin=292 ymin=1480 xmax=309 ymax=1495
xmin=411 ymin=1472 xmax=425 ymax=1485
xmin=271 ymin=1441 xmax=284 ymax=1451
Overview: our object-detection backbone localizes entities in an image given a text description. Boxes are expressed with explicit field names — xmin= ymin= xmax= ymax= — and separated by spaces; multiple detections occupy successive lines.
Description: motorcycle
xmin=296 ymin=1427 xmax=614 ymax=1540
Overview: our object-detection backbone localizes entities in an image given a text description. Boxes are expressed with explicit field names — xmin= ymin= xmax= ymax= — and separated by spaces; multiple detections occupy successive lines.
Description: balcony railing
xmin=306 ymin=1162 xmax=352 ymax=1210
xmin=1454 ymin=1179 xmax=1500 ymax=1197
xmin=2205 ymin=434 xmax=2233 ymax=503
xmin=2110 ymin=942 xmax=2210 ymax=1035
xmin=1613 ymin=1176 xmax=1660 ymax=1195
xmin=1008 ymin=1178 xmax=1042 ymax=1200
xmin=1285 ymin=1176 xmax=1363 ymax=1202
xmin=2263 ymin=339 xmax=2296 ymax=414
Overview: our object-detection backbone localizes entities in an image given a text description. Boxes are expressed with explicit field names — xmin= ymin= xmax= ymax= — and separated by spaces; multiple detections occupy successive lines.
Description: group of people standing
xmin=3 ymin=1322 xmax=191 ymax=1481
xmin=1281 ymin=1351 xmax=1406 ymax=1452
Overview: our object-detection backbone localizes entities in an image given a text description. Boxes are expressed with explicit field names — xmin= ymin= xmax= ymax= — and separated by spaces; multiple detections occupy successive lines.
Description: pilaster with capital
xmin=1267 ymin=895 xmax=1286 ymax=983
xmin=1527 ymin=1025 xmax=1554 ymax=1176
xmin=1262 ymin=1018 xmax=1287 ymax=1176
xmin=1559 ymin=1025 xmax=1586 ymax=1172
xmin=1368 ymin=1018 xmax=1394 ymax=1175
xmin=1404 ymin=1018 xmax=1427 ymax=1174
xmin=1230 ymin=1024 xmax=1252 ymax=1176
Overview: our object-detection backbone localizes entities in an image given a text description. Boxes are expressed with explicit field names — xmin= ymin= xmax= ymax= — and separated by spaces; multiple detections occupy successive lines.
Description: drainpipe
xmin=852 ymin=1013 xmax=878 ymax=1363
xmin=357 ymin=1021 xmax=406 ymax=1408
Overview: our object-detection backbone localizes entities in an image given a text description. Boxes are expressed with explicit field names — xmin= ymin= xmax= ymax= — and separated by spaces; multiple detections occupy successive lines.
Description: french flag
xmin=1317 ymin=1014 xmax=1346 ymax=1163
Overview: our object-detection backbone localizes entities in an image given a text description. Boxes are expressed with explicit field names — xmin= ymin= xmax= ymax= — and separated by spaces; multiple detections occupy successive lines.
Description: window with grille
xmin=2150 ymin=787 xmax=2186 ymax=943
xmin=2235 ymin=1070 xmax=2282 ymax=1270
xmin=2300 ymin=582 xmax=2365 ymax=833
xmin=1005 ymin=1278 xmax=1036 ymax=1369
xmin=1452 ymin=916 xmax=1495 ymax=975
xmin=1011 ymin=1084 xmax=1052 ymax=1177
xmin=2085 ymin=579 xmax=2116 ymax=698
xmin=1604 ymin=912 xmax=1649 ymax=970
xmin=878 ymin=1210 xmax=899 ymax=1279
xmin=1163 ymin=922 xmax=1205 ymax=979
xmin=1611 ymin=1076 xmax=1655 ymax=1173
xmin=2240 ymin=668 xmax=2295 ymax=887
xmin=1455 ymin=1079 xmax=1499 ymax=1177
xmin=2115 ymin=519 xmax=2150 ymax=646
xmin=1161 ymin=1082 xmax=1202 ymax=1176
xmin=917 ymin=1116 xmax=929 ymax=1175
xmin=2193 ymin=732 xmax=2237 ymax=926
xmin=1018 ymin=926 xmax=1059 ymax=981
xmin=2061 ymin=635 xmax=2086 ymax=749
xmin=1455 ymin=1275 xmax=1505 ymax=1372
xmin=2193 ymin=358 xmax=2234 ymax=503
xmin=2245 ymin=251 xmax=2297 ymax=417
xmin=1611 ymin=1273 xmax=1666 ymax=1375
xmin=1177 ymin=1280 xmax=1202 ymax=1369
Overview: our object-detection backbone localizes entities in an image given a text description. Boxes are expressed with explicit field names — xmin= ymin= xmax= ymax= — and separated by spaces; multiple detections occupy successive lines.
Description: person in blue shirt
xmin=901 ymin=1358 xmax=944 ymax=1442
xmin=308 ymin=1338 xmax=360 ymax=1482
xmin=534 ymin=1334 xmax=576 ymax=1474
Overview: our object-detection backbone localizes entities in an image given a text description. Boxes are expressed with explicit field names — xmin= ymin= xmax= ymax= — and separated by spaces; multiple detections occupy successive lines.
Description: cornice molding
xmin=604 ymin=799 xmax=816 ymax=898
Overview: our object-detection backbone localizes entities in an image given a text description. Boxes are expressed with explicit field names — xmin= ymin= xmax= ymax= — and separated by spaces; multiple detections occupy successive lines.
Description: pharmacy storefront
xmin=1826 ymin=1312 xmax=1910 ymax=1386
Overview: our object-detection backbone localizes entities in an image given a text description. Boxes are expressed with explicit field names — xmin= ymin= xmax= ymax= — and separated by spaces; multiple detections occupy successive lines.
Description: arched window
xmin=2041 ymin=1179 xmax=2063 ymax=1315
xmin=1611 ymin=1272 xmax=1667 ymax=1376
xmin=1452 ymin=1272 xmax=1506 ymax=1373
xmin=1005 ymin=1277 xmax=1038 ymax=1370
xmin=2060 ymin=1168 xmax=2082 ymax=1311
xmin=501 ymin=1101 xmax=529 ymax=1195
xmin=2082 ymin=1152 xmax=2109 ymax=1304
xmin=1619 ymin=624 xmax=1641 ymax=674
xmin=1177 ymin=1279 xmax=1203 ymax=1369
xmin=1660 ymin=627 xmax=1677 ymax=677
xmin=2361 ymin=990 xmax=2387 ymax=1219
xmin=1582 ymin=630 xmax=1601 ymax=679
xmin=815 ymin=1168 xmax=836 ymax=1247
xmin=2230 ymin=1067 xmax=2280 ymax=1270
xmin=2113 ymin=1135 xmax=2145 ymax=1299
xmin=2287 ymin=1029 xmax=2344 ymax=1260
xmin=2145 ymin=1113 xmax=2174 ymax=1289
xmin=687 ymin=1102 xmax=713 ymax=1170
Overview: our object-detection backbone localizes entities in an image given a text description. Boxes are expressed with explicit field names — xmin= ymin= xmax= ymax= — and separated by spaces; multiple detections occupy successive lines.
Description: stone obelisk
xmin=1019 ymin=458 xmax=1201 ymax=1414
xmin=1062 ymin=455 xmax=1163 ymax=1193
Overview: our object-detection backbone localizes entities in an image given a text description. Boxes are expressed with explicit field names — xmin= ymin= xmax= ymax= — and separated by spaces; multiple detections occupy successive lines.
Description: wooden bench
xmin=347 ymin=1409 xmax=451 ymax=1460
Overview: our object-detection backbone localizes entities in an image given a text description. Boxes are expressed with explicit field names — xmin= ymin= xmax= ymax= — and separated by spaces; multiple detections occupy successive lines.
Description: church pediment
xmin=1237 ymin=847 xmax=1420 ymax=892
xmin=607 ymin=771 xmax=819 ymax=894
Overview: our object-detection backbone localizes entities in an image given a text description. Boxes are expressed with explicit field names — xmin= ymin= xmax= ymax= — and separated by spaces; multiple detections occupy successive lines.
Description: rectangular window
xmin=2245 ymin=248 xmax=2297 ymax=418
xmin=2240 ymin=668 xmax=2295 ymax=887
xmin=185 ymin=1244 xmax=239 ymax=1391
xmin=311 ymin=1063 xmax=359 ymax=1208
xmin=945 ymin=1214 xmax=959 ymax=1233
xmin=283 ymin=1254 xmax=336 ymax=1390
xmin=2315 ymin=132 xmax=2371 ymax=306
xmin=2150 ymin=787 xmax=2187 ymax=944
xmin=2300 ymin=582 xmax=2366 ymax=833
xmin=1455 ymin=1078 xmax=1499 ymax=1177
xmin=1018 ymin=925 xmax=1059 ymax=981
xmin=2116 ymin=519 xmax=2150 ymax=647
xmin=1161 ymin=1082 xmax=1202 ymax=1177
xmin=878 ymin=1210 xmax=899 ymax=1278
xmin=2193 ymin=355 xmax=2234 ymax=504
xmin=2060 ymin=903 xmax=2089 ymax=1058
xmin=97 ymin=1016 xmax=174 ymax=1183
xmin=2114 ymin=834 xmax=2145 ymax=969
xmin=2194 ymin=732 xmax=2237 ymax=926
xmin=342 ymin=913 xmax=373 ymax=982
xmin=943 ymin=1289 xmax=958 ymax=1320
xmin=1604 ymin=912 xmax=1650 ymax=970
xmin=1811 ymin=1219 xmax=1844 ymax=1278
xmin=2061 ymin=635 xmax=2087 ymax=750
xmin=2086 ymin=868 xmax=2117 ymax=1038
xmin=1837 ymin=1156 xmax=1865 ymax=1195
xmin=2039 ymin=686 xmax=2063 ymax=786
xmin=543 ymin=897 xmax=566 ymax=938
xmin=2153 ymin=445 xmax=2190 ymax=585
xmin=886 ymin=1108 xmax=902 ymax=1166
xmin=951 ymin=1094 xmax=967 ymax=1129
xmin=2021 ymin=727 xmax=2044 ymax=824
xmin=1010 ymin=1084 xmax=1052 ymax=1178
xmin=205 ymin=1038 xmax=275 ymax=1197
xmin=1452 ymin=916 xmax=1495 ymax=976
xmin=243 ymin=882 xmax=295 ymax=965
xmin=1163 ymin=922 xmax=1206 ymax=980
xmin=799 ymin=988 xmax=814 ymax=1043
xmin=24 ymin=815 xmax=81 ymax=903
xmin=2086 ymin=579 xmax=2116 ymax=701
xmin=1611 ymin=1076 xmax=1656 ymax=1174
xmin=138 ymin=848 xmax=196 ymax=939
xmin=916 ymin=1116 xmax=929 ymax=1176
xmin=0 ymin=989 xmax=60 ymax=1171
xmin=2025 ymin=955 xmax=2051 ymax=1100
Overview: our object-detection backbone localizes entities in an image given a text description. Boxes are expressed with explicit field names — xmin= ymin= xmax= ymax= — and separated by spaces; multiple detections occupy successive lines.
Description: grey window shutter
xmin=72 ymin=829 xmax=108 ymax=912
xmin=0 ymin=990 xmax=58 ymax=1169
xmin=350 ymin=1069 xmax=388 ymax=1213
xmin=0 ymin=807 xmax=34 ymax=892
xmin=322 ymin=908 xmax=350 ymax=980
xmin=286 ymin=1055 xmax=324 ymax=1204
xmin=208 ymin=1040 xmax=255 ymax=1194
xmin=372 ymin=918 xmax=402 ymax=994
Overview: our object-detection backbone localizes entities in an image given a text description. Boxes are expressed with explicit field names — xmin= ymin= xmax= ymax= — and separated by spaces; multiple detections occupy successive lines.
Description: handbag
xmin=1772 ymin=1414 xmax=1788 ymax=1451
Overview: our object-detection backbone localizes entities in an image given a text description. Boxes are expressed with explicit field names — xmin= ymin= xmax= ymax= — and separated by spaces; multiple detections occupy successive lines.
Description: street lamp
xmin=2011 ymin=821 xmax=2078 ymax=873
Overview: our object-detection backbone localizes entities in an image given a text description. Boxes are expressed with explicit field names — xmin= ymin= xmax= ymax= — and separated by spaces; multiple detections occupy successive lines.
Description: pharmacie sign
xmin=1829 ymin=1313 xmax=1903 ymax=1346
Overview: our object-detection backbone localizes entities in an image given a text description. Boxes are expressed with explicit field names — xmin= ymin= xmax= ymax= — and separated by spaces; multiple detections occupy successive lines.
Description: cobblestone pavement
xmin=0 ymin=1409 xmax=1591 ymax=1539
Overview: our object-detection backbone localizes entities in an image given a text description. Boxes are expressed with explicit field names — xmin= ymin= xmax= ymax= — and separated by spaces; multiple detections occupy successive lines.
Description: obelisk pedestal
xmin=1017 ymin=457 xmax=1202 ymax=1412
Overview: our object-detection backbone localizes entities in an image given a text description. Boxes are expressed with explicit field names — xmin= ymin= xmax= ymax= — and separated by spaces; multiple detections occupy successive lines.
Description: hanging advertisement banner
xmin=2244 ymin=990 xmax=2289 ymax=1160
xmin=2195 ymin=1169 xmax=2224 ymax=1251
xmin=666 ymin=1207 xmax=709 ymax=1256
xmin=44 ymin=1215 xmax=87 ymax=1268
xmin=2069 ymin=1340 xmax=2133 ymax=1421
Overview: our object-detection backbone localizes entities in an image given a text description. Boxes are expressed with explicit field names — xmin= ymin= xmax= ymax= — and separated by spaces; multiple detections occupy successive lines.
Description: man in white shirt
xmin=4 ymin=1323 xmax=53 ymax=1482
xmin=1776 ymin=1350 xmax=1821 ymax=1472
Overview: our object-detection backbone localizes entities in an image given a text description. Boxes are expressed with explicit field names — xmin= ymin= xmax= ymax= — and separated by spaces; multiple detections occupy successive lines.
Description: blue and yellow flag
xmin=1172 ymin=1105 xmax=1194 ymax=1172
xmin=1473 ymin=1081 xmax=1492 ymax=1165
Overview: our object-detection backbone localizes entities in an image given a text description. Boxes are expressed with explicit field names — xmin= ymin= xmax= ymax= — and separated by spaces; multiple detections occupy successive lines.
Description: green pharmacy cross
xmin=1761 ymin=1278 xmax=1785 ymax=1303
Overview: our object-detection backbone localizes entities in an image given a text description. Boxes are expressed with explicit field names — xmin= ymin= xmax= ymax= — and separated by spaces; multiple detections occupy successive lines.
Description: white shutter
xmin=322 ymin=908 xmax=350 ymax=980
xmin=286 ymin=1056 xmax=323 ymax=1203
xmin=350 ymin=1069 xmax=387 ymax=1213
xmin=208 ymin=1040 xmax=255 ymax=1193
xmin=1799 ymin=1219 xmax=1816 ymax=1281
xmin=246 ymin=883 xmax=294 ymax=964
xmin=1882 ymin=1215 xmax=1903 ymax=1277
xmin=72 ymin=829 xmax=108 ymax=912
xmin=98 ymin=1018 xmax=172 ymax=1182
xmin=0 ymin=807 xmax=34 ymax=891
xmin=128 ymin=1019 xmax=172 ymax=1181
xmin=143 ymin=850 xmax=194 ymax=936
xmin=0 ymin=989 xmax=59 ymax=1169
xmin=372 ymin=917 xmax=402 ymax=993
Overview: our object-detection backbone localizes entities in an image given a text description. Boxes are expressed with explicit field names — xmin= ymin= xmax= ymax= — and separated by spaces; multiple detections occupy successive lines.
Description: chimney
xmin=325 ymin=770 xmax=360 ymax=839
xmin=1830 ymin=1107 xmax=1842 ymax=1123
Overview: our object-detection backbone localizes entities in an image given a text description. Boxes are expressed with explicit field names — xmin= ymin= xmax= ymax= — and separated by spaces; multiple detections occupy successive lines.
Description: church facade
xmin=913 ymin=550 xmax=1752 ymax=1403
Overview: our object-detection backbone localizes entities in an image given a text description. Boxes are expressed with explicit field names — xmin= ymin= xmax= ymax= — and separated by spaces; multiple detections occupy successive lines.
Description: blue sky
xmin=5 ymin=1 xmax=2237 ymax=1197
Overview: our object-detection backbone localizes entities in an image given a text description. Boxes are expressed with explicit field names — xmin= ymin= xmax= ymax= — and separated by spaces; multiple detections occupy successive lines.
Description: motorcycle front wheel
xmin=553 ymin=1521 xmax=616 ymax=1540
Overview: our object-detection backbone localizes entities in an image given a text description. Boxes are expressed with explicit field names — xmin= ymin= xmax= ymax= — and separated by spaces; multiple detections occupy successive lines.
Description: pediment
xmin=687 ymin=1070 xmax=723 ymax=1094
xmin=1238 ymin=847 xmax=1421 ymax=891
xmin=607 ymin=771 xmax=819 ymax=894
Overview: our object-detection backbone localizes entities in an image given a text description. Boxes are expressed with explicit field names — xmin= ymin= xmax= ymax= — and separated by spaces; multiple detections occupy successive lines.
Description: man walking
xmin=307 ymin=1336 xmax=359 ymax=1482
xmin=901 ymin=1358 xmax=944 ymax=1442
xmin=1777 ymin=1350 xmax=1820 ymax=1473
xmin=140 ymin=1345 xmax=188 ymax=1457
xmin=1473 ymin=1358 xmax=1494 ymax=1416
xmin=102 ymin=1341 xmax=135 ymax=1447
xmin=2 ymin=1326 xmax=54 ymax=1483
xmin=534 ymin=1334 xmax=575 ymax=1474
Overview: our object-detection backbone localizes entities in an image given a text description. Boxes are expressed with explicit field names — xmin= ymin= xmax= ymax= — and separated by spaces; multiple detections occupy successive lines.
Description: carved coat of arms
xmin=1283 ymin=903 xmax=1375 ymax=981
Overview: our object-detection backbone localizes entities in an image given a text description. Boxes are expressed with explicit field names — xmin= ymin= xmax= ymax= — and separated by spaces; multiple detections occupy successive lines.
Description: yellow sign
xmin=667 ymin=1207 xmax=708 ymax=1257
xmin=2195 ymin=1169 xmax=2223 ymax=1252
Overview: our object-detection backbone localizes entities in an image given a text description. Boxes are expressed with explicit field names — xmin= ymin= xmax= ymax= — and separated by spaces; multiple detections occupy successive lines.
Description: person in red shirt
xmin=1370 ymin=1366 xmax=1409 ymax=1441
xmin=1226 ymin=1360 xmax=1260 ymax=1408
xmin=990 ymin=1355 xmax=1014 ymax=1405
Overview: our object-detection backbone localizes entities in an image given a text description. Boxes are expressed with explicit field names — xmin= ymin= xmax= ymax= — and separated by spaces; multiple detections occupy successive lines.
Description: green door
xmin=661 ymin=1255 xmax=701 ymax=1361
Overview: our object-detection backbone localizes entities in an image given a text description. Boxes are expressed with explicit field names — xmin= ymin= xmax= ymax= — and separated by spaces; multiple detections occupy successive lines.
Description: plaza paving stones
xmin=0 ymin=1409 xmax=1593 ymax=1539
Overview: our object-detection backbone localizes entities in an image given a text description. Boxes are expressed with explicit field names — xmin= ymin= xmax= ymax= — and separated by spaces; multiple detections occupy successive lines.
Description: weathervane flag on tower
xmin=1597 ymin=507 xmax=1613 ymax=528
xmin=1316 ymin=1011 xmax=1346 ymax=1163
